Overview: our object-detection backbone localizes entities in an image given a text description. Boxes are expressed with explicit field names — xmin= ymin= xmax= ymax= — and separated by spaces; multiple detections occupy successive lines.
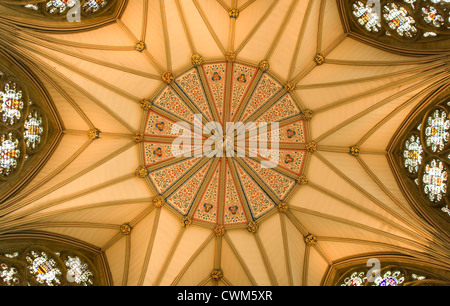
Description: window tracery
xmin=0 ymin=72 xmax=47 ymax=180
xmin=0 ymin=263 xmax=19 ymax=286
xmin=342 ymin=0 xmax=450 ymax=52
xmin=0 ymin=0 xmax=126 ymax=31
xmin=336 ymin=263 xmax=447 ymax=286
xmin=23 ymin=0 xmax=110 ymax=16
xmin=64 ymin=255 xmax=94 ymax=286
xmin=398 ymin=96 xmax=450 ymax=218
xmin=26 ymin=250 xmax=62 ymax=286
xmin=0 ymin=241 xmax=100 ymax=286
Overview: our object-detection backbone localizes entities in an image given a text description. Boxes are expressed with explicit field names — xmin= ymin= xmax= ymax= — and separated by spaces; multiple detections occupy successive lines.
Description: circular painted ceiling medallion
xmin=142 ymin=61 xmax=307 ymax=227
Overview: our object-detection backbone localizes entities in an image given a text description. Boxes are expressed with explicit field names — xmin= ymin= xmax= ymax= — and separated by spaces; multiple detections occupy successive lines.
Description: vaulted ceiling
xmin=0 ymin=0 xmax=449 ymax=286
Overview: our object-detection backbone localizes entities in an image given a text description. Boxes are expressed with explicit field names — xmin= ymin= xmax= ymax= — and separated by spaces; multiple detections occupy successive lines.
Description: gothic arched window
xmin=0 ymin=52 xmax=61 ymax=201
xmin=326 ymin=257 xmax=450 ymax=286
xmin=389 ymin=86 xmax=450 ymax=233
xmin=0 ymin=237 xmax=107 ymax=286
xmin=0 ymin=0 xmax=127 ymax=31
xmin=340 ymin=0 xmax=450 ymax=52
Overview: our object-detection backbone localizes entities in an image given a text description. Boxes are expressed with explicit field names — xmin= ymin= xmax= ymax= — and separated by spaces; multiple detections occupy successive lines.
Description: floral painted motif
xmin=192 ymin=163 xmax=220 ymax=224
xmin=235 ymin=163 xmax=275 ymax=219
xmin=243 ymin=157 xmax=296 ymax=200
xmin=224 ymin=164 xmax=248 ymax=225
xmin=166 ymin=161 xmax=212 ymax=215
xmin=144 ymin=142 xmax=195 ymax=167
xmin=149 ymin=156 xmax=203 ymax=194
xmin=248 ymin=121 xmax=306 ymax=144
xmin=153 ymin=86 xmax=197 ymax=124
xmin=256 ymin=149 xmax=305 ymax=176
xmin=145 ymin=61 xmax=306 ymax=226
xmin=240 ymin=73 xmax=282 ymax=122
xmin=202 ymin=63 xmax=226 ymax=122
xmin=230 ymin=63 xmax=258 ymax=120
xmin=175 ymin=68 xmax=214 ymax=122
xmin=255 ymin=94 xmax=300 ymax=124
xmin=144 ymin=110 xmax=202 ymax=139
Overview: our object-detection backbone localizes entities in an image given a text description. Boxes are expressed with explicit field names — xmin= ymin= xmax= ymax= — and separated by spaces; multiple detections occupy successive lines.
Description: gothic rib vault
xmin=0 ymin=0 xmax=449 ymax=286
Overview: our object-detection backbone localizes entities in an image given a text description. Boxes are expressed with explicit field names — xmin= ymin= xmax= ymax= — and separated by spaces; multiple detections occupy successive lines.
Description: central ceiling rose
xmin=142 ymin=60 xmax=307 ymax=227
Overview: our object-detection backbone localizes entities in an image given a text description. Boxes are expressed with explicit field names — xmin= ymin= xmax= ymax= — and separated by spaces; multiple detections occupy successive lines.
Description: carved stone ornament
xmin=88 ymin=128 xmax=100 ymax=140
xmin=246 ymin=221 xmax=259 ymax=233
xmin=135 ymin=166 xmax=148 ymax=178
xmin=305 ymin=234 xmax=317 ymax=246
xmin=211 ymin=269 xmax=223 ymax=280
xmin=258 ymin=60 xmax=270 ymax=72
xmin=132 ymin=132 xmax=144 ymax=143
xmin=134 ymin=41 xmax=146 ymax=52
xmin=181 ymin=216 xmax=192 ymax=228
xmin=120 ymin=223 xmax=132 ymax=235
xmin=214 ymin=225 xmax=225 ymax=237
xmin=314 ymin=53 xmax=325 ymax=65
xmin=285 ymin=81 xmax=296 ymax=92
xmin=277 ymin=202 xmax=289 ymax=213
xmin=306 ymin=141 xmax=317 ymax=153
xmin=229 ymin=8 xmax=239 ymax=19
xmin=152 ymin=195 xmax=165 ymax=208
xmin=298 ymin=175 xmax=308 ymax=186
xmin=139 ymin=98 xmax=152 ymax=110
xmin=302 ymin=109 xmax=314 ymax=120
xmin=191 ymin=53 xmax=204 ymax=66
xmin=162 ymin=72 xmax=175 ymax=84
xmin=350 ymin=145 xmax=360 ymax=157
xmin=225 ymin=51 xmax=236 ymax=62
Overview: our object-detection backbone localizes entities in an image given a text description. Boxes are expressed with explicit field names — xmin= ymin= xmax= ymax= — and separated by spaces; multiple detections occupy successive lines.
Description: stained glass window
xmin=82 ymin=0 xmax=108 ymax=13
xmin=425 ymin=109 xmax=450 ymax=153
xmin=383 ymin=3 xmax=418 ymax=38
xmin=374 ymin=270 xmax=405 ymax=286
xmin=65 ymin=256 xmax=94 ymax=286
xmin=341 ymin=271 xmax=367 ymax=286
xmin=0 ymin=81 xmax=24 ymax=126
xmin=0 ymin=132 xmax=20 ymax=177
xmin=403 ymin=134 xmax=422 ymax=173
xmin=422 ymin=158 xmax=447 ymax=202
xmin=422 ymin=5 xmax=445 ymax=27
xmin=26 ymin=251 xmax=62 ymax=286
xmin=45 ymin=0 xmax=77 ymax=14
xmin=442 ymin=205 xmax=450 ymax=216
xmin=0 ymin=242 xmax=102 ymax=286
xmin=337 ymin=265 xmax=432 ymax=286
xmin=23 ymin=0 xmax=110 ymax=15
xmin=0 ymin=72 xmax=48 ymax=181
xmin=347 ymin=0 xmax=450 ymax=45
xmin=398 ymin=96 xmax=450 ymax=221
xmin=0 ymin=263 xmax=19 ymax=286
xmin=23 ymin=110 xmax=44 ymax=150
xmin=352 ymin=1 xmax=382 ymax=33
